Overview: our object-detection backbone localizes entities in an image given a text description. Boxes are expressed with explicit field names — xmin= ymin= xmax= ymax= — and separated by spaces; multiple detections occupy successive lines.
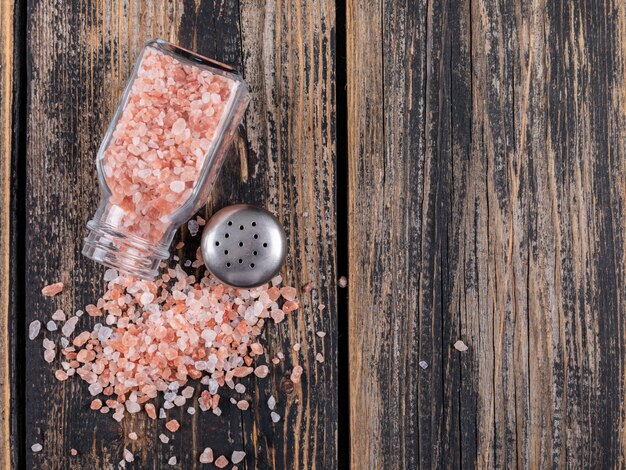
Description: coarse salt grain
xmin=43 ymin=349 xmax=55 ymax=363
xmin=124 ymin=448 xmax=134 ymax=462
xmin=292 ymin=343 xmax=301 ymax=352
xmin=145 ymin=403 xmax=157 ymax=420
xmin=128 ymin=432 xmax=137 ymax=440
xmin=267 ymin=396 xmax=276 ymax=410
xmin=90 ymin=399 xmax=102 ymax=410
xmin=290 ymin=365 xmax=303 ymax=383
xmin=316 ymin=331 xmax=326 ymax=338
xmin=46 ymin=321 xmax=58 ymax=332
xmin=159 ymin=434 xmax=170 ymax=444
xmin=214 ymin=455 xmax=229 ymax=468
xmin=42 ymin=282 xmax=64 ymax=297
xmin=70 ymin=448 xmax=78 ymax=456
xmin=236 ymin=400 xmax=249 ymax=410
xmin=31 ymin=443 xmax=42 ymax=452
xmin=165 ymin=419 xmax=180 ymax=433
xmin=270 ymin=412 xmax=280 ymax=423
xmin=29 ymin=320 xmax=41 ymax=340
xmin=254 ymin=365 xmax=269 ymax=378
xmin=52 ymin=309 xmax=65 ymax=321
xmin=199 ymin=447 xmax=213 ymax=463
xmin=338 ymin=276 xmax=348 ymax=288
xmin=315 ymin=353 xmax=324 ymax=363
xmin=231 ymin=451 xmax=246 ymax=464
xmin=188 ymin=219 xmax=200 ymax=236
xmin=235 ymin=383 xmax=246 ymax=394
xmin=419 ymin=360 xmax=428 ymax=369
xmin=168 ymin=456 xmax=177 ymax=465
xmin=454 ymin=340 xmax=469 ymax=352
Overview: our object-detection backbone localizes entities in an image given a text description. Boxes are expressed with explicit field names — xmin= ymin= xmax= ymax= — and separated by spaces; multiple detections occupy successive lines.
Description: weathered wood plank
xmin=348 ymin=0 xmax=626 ymax=468
xmin=0 ymin=0 xmax=17 ymax=468
xmin=25 ymin=1 xmax=336 ymax=468
xmin=237 ymin=1 xmax=338 ymax=468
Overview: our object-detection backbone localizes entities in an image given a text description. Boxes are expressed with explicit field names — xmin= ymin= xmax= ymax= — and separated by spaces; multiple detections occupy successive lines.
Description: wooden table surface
xmin=1 ymin=0 xmax=625 ymax=468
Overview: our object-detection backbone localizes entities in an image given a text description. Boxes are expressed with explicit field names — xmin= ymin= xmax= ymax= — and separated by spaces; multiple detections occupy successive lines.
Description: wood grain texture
xmin=348 ymin=0 xmax=626 ymax=468
xmin=24 ymin=1 xmax=336 ymax=468
xmin=0 ymin=0 xmax=16 ymax=468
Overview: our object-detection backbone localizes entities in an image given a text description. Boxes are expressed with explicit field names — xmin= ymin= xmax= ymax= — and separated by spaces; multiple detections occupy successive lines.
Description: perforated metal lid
xmin=200 ymin=204 xmax=287 ymax=288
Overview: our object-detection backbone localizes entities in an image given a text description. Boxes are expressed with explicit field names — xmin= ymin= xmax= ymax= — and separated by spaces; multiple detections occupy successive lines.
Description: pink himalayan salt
xmin=70 ymin=448 xmax=78 ymax=456
xmin=254 ymin=365 xmax=269 ymax=378
xmin=46 ymin=262 xmax=297 ymax=427
xmin=52 ymin=309 xmax=66 ymax=321
xmin=316 ymin=353 xmax=325 ymax=363
xmin=55 ymin=369 xmax=68 ymax=381
xmin=283 ymin=300 xmax=299 ymax=313
xmin=43 ymin=349 xmax=55 ymax=363
xmin=280 ymin=286 xmax=297 ymax=301
xmin=338 ymin=276 xmax=348 ymax=288
xmin=101 ymin=48 xmax=235 ymax=242
xmin=214 ymin=455 xmax=229 ymax=468
xmin=128 ymin=432 xmax=138 ymax=440
xmin=90 ymin=399 xmax=102 ymax=410
xmin=270 ymin=309 xmax=285 ymax=323
xmin=42 ymin=282 xmax=64 ymax=297
xmin=231 ymin=451 xmax=246 ymax=464
xmin=236 ymin=400 xmax=249 ymax=410
xmin=165 ymin=419 xmax=180 ymax=433
xmin=290 ymin=365 xmax=303 ymax=384
xmin=145 ymin=403 xmax=157 ymax=419
xmin=29 ymin=320 xmax=41 ymax=340
xmin=199 ymin=447 xmax=213 ymax=463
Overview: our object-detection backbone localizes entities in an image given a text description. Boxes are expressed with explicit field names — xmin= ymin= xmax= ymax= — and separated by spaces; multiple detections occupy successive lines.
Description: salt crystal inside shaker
xmin=83 ymin=39 xmax=250 ymax=280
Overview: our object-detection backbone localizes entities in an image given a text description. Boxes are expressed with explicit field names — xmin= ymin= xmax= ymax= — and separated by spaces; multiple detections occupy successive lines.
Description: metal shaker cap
xmin=200 ymin=204 xmax=287 ymax=288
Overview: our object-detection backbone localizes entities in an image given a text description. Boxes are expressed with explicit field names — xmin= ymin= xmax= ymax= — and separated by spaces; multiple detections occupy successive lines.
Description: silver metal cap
xmin=200 ymin=204 xmax=287 ymax=288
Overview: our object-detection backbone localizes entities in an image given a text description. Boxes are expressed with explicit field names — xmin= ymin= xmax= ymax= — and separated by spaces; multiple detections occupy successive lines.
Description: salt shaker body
xmin=83 ymin=39 xmax=250 ymax=280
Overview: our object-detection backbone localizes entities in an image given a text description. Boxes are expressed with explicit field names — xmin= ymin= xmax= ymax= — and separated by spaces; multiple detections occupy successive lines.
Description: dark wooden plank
xmin=25 ymin=1 xmax=336 ymax=468
xmin=349 ymin=0 xmax=626 ymax=468
xmin=0 ymin=2 xmax=16 ymax=468
xmin=347 ymin=0 xmax=456 ymax=467
xmin=237 ymin=1 xmax=338 ymax=469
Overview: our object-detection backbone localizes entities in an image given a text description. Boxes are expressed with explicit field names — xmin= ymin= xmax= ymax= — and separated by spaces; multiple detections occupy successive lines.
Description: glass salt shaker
xmin=82 ymin=39 xmax=250 ymax=280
